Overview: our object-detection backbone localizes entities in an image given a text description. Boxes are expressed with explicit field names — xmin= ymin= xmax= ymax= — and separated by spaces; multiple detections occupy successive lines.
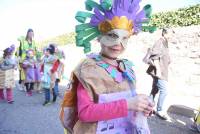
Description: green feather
xmin=75 ymin=11 xmax=93 ymax=23
xmin=142 ymin=26 xmax=157 ymax=33
xmin=77 ymin=27 xmax=99 ymax=39
xmin=83 ymin=42 xmax=91 ymax=53
xmin=76 ymin=23 xmax=94 ymax=32
xmin=85 ymin=0 xmax=103 ymax=11
xmin=100 ymin=0 xmax=112 ymax=10
xmin=143 ymin=4 xmax=152 ymax=18
xmin=84 ymin=31 xmax=100 ymax=43
xmin=76 ymin=36 xmax=84 ymax=46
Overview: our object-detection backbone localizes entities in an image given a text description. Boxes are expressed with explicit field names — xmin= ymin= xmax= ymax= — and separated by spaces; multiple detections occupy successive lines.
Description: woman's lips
xmin=109 ymin=45 xmax=122 ymax=51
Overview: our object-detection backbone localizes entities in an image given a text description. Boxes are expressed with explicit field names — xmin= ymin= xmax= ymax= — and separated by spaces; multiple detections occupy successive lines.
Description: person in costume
xmin=22 ymin=49 xmax=41 ymax=96
xmin=50 ymin=46 xmax=65 ymax=102
xmin=60 ymin=0 xmax=156 ymax=134
xmin=41 ymin=44 xmax=57 ymax=106
xmin=16 ymin=28 xmax=41 ymax=92
xmin=0 ymin=45 xmax=16 ymax=104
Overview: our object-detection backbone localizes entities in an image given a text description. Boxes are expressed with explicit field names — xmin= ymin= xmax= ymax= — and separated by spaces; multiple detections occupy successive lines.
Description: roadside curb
xmin=167 ymin=105 xmax=196 ymax=118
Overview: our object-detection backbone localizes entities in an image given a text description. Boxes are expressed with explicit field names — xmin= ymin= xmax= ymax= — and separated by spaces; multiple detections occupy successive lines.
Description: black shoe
xmin=8 ymin=100 xmax=14 ymax=104
xmin=52 ymin=92 xmax=57 ymax=102
xmin=52 ymin=96 xmax=57 ymax=102
xmin=43 ymin=101 xmax=51 ymax=106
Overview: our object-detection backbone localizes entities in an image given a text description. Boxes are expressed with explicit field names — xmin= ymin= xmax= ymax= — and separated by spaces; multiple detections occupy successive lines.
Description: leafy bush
xmin=149 ymin=4 xmax=200 ymax=28
xmin=38 ymin=32 xmax=75 ymax=47
xmin=38 ymin=4 xmax=200 ymax=47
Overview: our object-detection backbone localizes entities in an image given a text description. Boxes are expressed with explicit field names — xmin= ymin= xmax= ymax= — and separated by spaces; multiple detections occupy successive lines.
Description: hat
xmin=3 ymin=44 xmax=15 ymax=58
xmin=47 ymin=44 xmax=55 ymax=54
xmin=3 ymin=44 xmax=15 ymax=54
xmin=75 ymin=0 xmax=156 ymax=53
xmin=27 ymin=28 xmax=34 ymax=33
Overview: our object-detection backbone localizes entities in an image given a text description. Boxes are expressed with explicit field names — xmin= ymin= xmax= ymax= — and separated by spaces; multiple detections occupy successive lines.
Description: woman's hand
xmin=127 ymin=94 xmax=154 ymax=116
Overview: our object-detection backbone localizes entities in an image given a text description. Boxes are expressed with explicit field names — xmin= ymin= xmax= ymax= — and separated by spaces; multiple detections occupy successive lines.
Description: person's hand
xmin=127 ymin=94 xmax=154 ymax=116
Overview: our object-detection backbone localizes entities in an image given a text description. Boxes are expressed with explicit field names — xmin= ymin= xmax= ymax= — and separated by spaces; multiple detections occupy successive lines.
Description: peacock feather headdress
xmin=75 ymin=0 xmax=156 ymax=53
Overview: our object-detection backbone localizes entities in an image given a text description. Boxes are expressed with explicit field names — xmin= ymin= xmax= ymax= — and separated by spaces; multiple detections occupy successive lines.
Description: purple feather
xmin=89 ymin=0 xmax=148 ymax=33
xmin=94 ymin=8 xmax=105 ymax=22
xmin=90 ymin=8 xmax=105 ymax=26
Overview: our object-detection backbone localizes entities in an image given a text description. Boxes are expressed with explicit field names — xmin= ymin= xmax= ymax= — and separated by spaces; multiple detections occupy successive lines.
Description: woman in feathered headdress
xmin=60 ymin=0 xmax=156 ymax=133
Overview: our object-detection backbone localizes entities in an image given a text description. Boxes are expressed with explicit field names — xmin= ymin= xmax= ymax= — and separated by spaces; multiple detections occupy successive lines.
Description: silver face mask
xmin=99 ymin=29 xmax=130 ymax=48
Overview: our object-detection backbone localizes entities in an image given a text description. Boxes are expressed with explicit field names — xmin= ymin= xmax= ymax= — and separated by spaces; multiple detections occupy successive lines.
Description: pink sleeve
xmin=77 ymin=82 xmax=128 ymax=122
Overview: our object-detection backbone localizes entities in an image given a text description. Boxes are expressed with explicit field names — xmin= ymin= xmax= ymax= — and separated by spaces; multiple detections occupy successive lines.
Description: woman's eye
xmin=107 ymin=33 xmax=119 ymax=39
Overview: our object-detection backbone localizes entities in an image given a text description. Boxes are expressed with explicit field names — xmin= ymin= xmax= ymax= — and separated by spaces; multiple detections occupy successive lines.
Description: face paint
xmin=99 ymin=29 xmax=130 ymax=48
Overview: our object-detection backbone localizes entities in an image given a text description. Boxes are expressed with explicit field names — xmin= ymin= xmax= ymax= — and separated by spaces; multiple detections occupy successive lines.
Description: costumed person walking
xmin=22 ymin=49 xmax=41 ymax=96
xmin=50 ymin=46 xmax=65 ymax=102
xmin=60 ymin=0 xmax=156 ymax=133
xmin=16 ymin=28 xmax=41 ymax=92
xmin=146 ymin=28 xmax=174 ymax=120
xmin=41 ymin=44 xmax=57 ymax=106
xmin=0 ymin=45 xmax=16 ymax=104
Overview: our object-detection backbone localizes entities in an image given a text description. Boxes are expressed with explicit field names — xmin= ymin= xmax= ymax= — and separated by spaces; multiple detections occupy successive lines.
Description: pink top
xmin=77 ymin=82 xmax=128 ymax=122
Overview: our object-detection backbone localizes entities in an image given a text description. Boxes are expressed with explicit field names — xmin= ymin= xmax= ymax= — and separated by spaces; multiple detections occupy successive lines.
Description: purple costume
xmin=23 ymin=58 xmax=41 ymax=83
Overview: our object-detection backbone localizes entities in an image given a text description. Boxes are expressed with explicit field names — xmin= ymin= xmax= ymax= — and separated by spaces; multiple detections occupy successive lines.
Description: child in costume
xmin=22 ymin=49 xmax=41 ymax=96
xmin=60 ymin=0 xmax=156 ymax=133
xmin=41 ymin=44 xmax=57 ymax=105
xmin=50 ymin=47 xmax=65 ymax=102
xmin=0 ymin=45 xmax=16 ymax=104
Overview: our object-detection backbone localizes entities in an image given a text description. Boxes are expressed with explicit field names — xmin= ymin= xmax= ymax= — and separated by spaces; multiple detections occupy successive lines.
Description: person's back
xmin=150 ymin=36 xmax=170 ymax=80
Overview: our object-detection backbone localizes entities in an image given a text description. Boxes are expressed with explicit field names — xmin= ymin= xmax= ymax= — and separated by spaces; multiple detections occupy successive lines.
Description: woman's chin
xmin=108 ymin=53 xmax=119 ymax=59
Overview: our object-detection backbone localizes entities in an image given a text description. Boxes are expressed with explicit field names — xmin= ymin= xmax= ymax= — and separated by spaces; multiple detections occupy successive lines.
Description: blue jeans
xmin=44 ymin=88 xmax=50 ymax=102
xmin=44 ymin=80 xmax=59 ymax=102
xmin=156 ymin=79 xmax=168 ymax=111
xmin=53 ymin=80 xmax=59 ymax=96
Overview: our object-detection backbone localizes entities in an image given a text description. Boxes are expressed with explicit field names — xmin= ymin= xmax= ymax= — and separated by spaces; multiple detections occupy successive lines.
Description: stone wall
xmin=124 ymin=25 xmax=200 ymax=97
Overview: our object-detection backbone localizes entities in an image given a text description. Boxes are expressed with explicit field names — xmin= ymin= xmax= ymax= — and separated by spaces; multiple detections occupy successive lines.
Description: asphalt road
xmin=0 ymin=85 xmax=199 ymax=134
xmin=0 ymin=87 xmax=63 ymax=134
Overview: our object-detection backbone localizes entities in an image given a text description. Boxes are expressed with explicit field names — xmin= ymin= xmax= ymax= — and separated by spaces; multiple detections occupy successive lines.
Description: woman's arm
xmin=77 ymin=82 xmax=128 ymax=122
xmin=0 ymin=61 xmax=14 ymax=70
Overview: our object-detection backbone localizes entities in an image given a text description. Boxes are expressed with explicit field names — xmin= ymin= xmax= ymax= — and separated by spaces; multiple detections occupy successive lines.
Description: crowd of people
xmin=0 ymin=28 xmax=65 ymax=106
xmin=1 ymin=0 xmax=199 ymax=134
xmin=0 ymin=0 xmax=173 ymax=133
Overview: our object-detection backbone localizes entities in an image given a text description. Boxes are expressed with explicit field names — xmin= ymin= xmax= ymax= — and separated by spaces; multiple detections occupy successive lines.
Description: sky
xmin=0 ymin=0 xmax=199 ymax=48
